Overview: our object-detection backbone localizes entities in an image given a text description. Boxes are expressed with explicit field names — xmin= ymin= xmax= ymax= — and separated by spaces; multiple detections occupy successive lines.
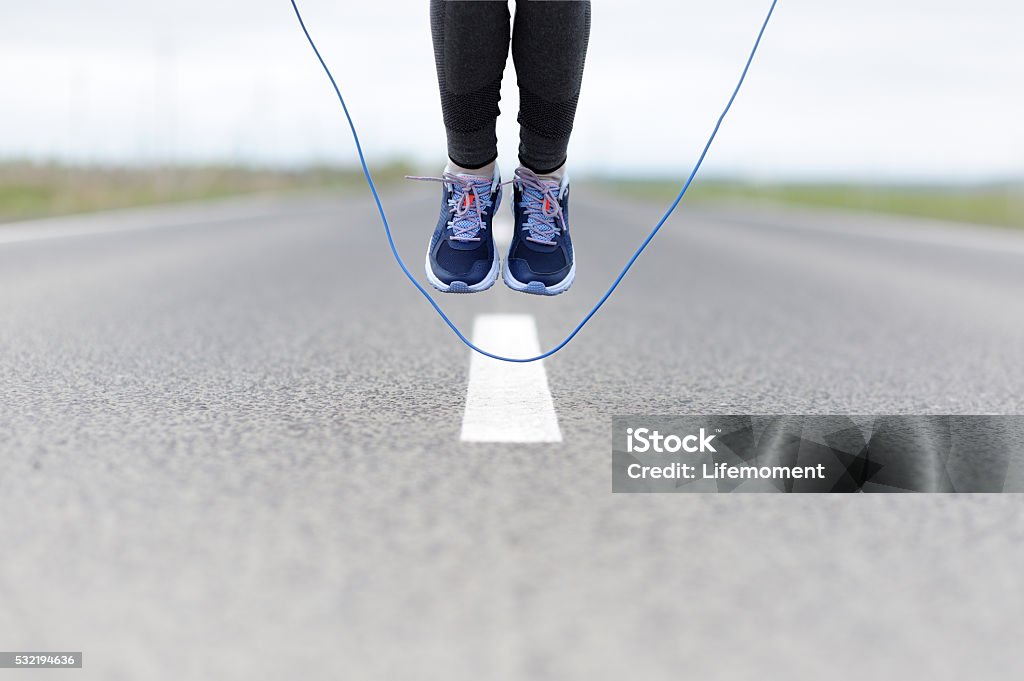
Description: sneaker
xmin=503 ymin=167 xmax=575 ymax=296
xmin=414 ymin=167 xmax=501 ymax=293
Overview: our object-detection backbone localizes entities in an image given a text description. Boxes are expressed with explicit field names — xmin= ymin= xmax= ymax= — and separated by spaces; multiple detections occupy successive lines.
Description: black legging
xmin=430 ymin=0 xmax=591 ymax=174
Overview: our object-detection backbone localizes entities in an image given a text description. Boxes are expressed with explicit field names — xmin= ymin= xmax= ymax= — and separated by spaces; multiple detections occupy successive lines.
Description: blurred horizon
xmin=1 ymin=0 xmax=1022 ymax=183
xmin=3 ymin=157 xmax=1024 ymax=186
xmin=3 ymin=159 xmax=1022 ymax=230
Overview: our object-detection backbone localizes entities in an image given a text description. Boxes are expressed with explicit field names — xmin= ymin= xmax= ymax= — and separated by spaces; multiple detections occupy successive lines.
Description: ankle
xmin=446 ymin=159 xmax=496 ymax=178
xmin=522 ymin=162 xmax=566 ymax=184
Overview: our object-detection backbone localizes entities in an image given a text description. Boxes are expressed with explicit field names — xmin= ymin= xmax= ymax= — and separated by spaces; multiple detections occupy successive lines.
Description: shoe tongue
xmin=520 ymin=184 xmax=560 ymax=252
xmin=448 ymin=217 xmax=483 ymax=250
xmin=532 ymin=179 xmax=560 ymax=194
xmin=448 ymin=179 xmax=491 ymax=249
xmin=455 ymin=175 xmax=493 ymax=194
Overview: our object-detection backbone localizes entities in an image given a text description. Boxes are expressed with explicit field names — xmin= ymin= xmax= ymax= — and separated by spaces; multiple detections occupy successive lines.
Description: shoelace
xmin=514 ymin=167 xmax=564 ymax=246
xmin=406 ymin=172 xmax=493 ymax=242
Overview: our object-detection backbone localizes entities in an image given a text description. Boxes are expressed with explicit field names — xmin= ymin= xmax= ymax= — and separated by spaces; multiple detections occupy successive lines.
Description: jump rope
xmin=289 ymin=0 xmax=779 ymax=363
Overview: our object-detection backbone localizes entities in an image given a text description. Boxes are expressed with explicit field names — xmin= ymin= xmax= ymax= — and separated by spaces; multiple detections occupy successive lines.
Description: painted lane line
xmin=460 ymin=314 xmax=562 ymax=443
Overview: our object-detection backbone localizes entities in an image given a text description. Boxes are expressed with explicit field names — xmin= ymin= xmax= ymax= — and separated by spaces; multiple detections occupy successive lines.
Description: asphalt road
xmin=1 ymin=188 xmax=1023 ymax=680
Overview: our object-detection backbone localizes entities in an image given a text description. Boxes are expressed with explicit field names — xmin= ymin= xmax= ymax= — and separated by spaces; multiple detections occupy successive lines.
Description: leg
xmin=421 ymin=1 xmax=509 ymax=293
xmin=430 ymin=0 xmax=511 ymax=170
xmin=500 ymin=0 xmax=589 ymax=296
xmin=512 ymin=0 xmax=591 ymax=174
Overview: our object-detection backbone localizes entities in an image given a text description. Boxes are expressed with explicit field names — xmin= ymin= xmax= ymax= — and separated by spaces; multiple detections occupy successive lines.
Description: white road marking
xmin=460 ymin=314 xmax=562 ymax=443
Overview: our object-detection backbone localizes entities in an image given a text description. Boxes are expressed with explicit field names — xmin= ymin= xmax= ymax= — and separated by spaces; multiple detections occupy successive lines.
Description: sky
xmin=0 ymin=0 xmax=1021 ymax=181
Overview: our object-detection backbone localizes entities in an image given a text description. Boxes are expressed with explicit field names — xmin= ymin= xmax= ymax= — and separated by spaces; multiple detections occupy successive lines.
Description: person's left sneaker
xmin=503 ymin=167 xmax=575 ymax=296
xmin=412 ymin=167 xmax=502 ymax=294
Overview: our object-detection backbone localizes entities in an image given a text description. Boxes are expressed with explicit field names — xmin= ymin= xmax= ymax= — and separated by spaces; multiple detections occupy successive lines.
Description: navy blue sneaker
xmin=503 ymin=167 xmax=575 ymax=296
xmin=412 ymin=167 xmax=501 ymax=293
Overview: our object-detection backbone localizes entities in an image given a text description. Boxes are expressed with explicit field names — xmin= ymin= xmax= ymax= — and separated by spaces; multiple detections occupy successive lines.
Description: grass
xmin=0 ymin=161 xmax=412 ymax=224
xmin=4 ymin=162 xmax=1023 ymax=231
xmin=601 ymin=178 xmax=1024 ymax=230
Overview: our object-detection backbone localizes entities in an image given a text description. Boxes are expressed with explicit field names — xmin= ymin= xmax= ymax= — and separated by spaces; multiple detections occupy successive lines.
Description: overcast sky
xmin=0 ymin=0 xmax=1021 ymax=180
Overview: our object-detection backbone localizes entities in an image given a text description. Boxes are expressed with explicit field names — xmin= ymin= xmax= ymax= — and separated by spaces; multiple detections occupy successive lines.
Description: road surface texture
xmin=1 ymin=188 xmax=1022 ymax=680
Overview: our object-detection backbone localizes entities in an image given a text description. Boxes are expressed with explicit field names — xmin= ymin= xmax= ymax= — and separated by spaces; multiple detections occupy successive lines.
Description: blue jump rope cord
xmin=290 ymin=0 xmax=778 ymax=363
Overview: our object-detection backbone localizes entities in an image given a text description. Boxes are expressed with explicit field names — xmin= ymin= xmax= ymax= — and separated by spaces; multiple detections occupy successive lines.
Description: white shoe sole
xmin=502 ymin=256 xmax=576 ymax=296
xmin=424 ymin=246 xmax=500 ymax=294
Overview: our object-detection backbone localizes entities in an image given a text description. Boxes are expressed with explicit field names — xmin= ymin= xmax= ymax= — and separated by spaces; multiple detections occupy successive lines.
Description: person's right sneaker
xmin=503 ymin=167 xmax=575 ymax=296
xmin=418 ymin=167 xmax=502 ymax=294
